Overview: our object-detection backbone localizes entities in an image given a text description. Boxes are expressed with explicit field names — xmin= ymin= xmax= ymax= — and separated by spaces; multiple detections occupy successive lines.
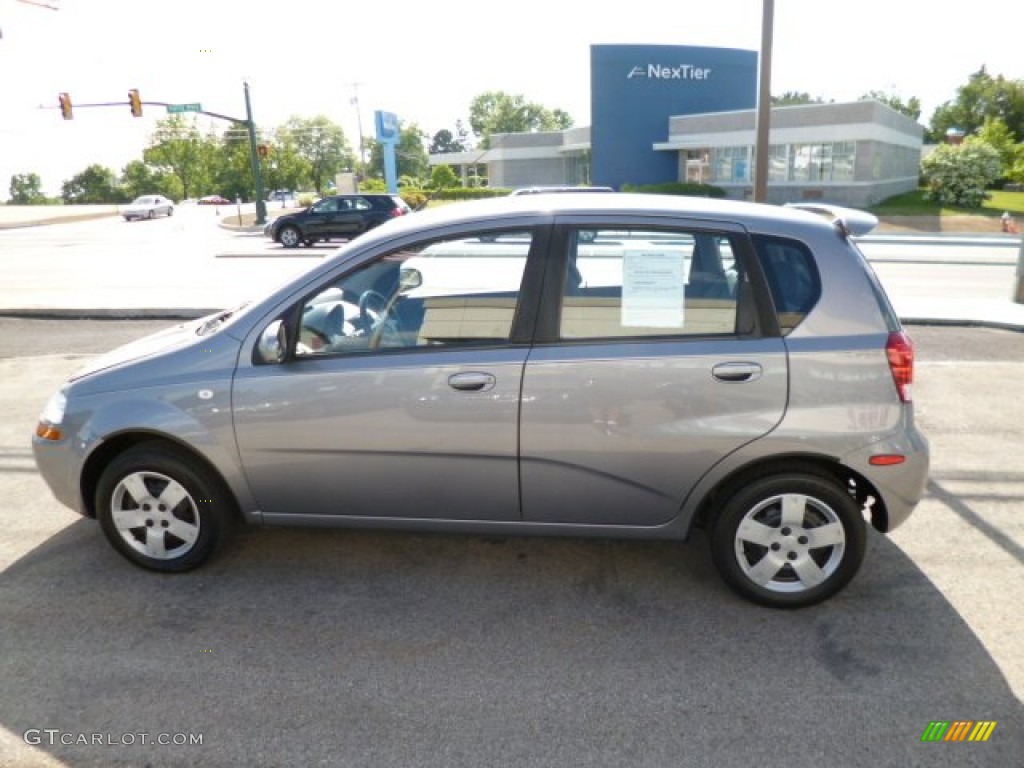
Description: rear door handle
xmin=712 ymin=362 xmax=763 ymax=382
xmin=448 ymin=372 xmax=496 ymax=392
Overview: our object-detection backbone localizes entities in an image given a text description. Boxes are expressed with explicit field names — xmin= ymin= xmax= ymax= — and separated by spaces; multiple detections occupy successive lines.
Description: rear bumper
xmin=842 ymin=425 xmax=930 ymax=532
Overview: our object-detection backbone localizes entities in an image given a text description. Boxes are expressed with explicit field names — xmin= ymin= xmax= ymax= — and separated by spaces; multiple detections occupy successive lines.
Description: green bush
xmin=429 ymin=165 xmax=460 ymax=189
xmin=399 ymin=188 xmax=429 ymax=210
xmin=428 ymin=187 xmax=510 ymax=201
xmin=620 ymin=181 xmax=727 ymax=198
xmin=921 ymin=138 xmax=1002 ymax=208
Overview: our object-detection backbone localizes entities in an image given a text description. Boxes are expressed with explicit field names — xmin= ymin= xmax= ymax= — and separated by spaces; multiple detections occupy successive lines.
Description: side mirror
xmin=256 ymin=319 xmax=287 ymax=364
xmin=398 ymin=267 xmax=422 ymax=293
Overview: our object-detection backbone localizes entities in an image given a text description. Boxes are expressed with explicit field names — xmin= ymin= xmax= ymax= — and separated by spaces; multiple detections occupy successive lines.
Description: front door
xmin=232 ymin=227 xmax=542 ymax=522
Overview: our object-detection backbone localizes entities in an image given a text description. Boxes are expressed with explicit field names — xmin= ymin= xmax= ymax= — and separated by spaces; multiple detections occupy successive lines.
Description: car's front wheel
xmin=278 ymin=225 xmax=302 ymax=248
xmin=95 ymin=443 xmax=233 ymax=572
xmin=710 ymin=471 xmax=866 ymax=608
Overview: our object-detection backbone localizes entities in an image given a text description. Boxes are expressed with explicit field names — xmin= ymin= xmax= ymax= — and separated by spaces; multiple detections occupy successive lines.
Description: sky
xmin=1 ymin=0 xmax=1022 ymax=198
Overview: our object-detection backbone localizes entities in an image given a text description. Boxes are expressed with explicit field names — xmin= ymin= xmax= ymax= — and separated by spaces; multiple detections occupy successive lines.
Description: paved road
xmin=2 ymin=206 xmax=1023 ymax=329
xmin=0 ymin=321 xmax=1021 ymax=767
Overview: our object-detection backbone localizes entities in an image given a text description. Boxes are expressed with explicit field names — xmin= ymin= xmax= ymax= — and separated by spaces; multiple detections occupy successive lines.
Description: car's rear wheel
xmin=278 ymin=225 xmax=302 ymax=248
xmin=95 ymin=444 xmax=233 ymax=572
xmin=167 ymin=207 xmax=173 ymax=217
xmin=710 ymin=472 xmax=866 ymax=608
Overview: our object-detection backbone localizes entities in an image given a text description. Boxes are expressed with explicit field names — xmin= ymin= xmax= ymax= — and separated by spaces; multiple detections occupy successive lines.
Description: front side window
xmin=558 ymin=228 xmax=745 ymax=340
xmin=312 ymin=198 xmax=339 ymax=213
xmin=294 ymin=231 xmax=532 ymax=357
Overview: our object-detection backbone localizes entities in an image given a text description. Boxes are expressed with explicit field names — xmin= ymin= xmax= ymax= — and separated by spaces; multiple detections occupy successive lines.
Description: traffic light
xmin=59 ymin=92 xmax=72 ymax=120
xmin=128 ymin=89 xmax=142 ymax=117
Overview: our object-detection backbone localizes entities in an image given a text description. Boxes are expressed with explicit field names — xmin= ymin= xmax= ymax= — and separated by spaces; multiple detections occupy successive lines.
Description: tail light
xmin=388 ymin=207 xmax=407 ymax=218
xmin=885 ymin=331 xmax=914 ymax=403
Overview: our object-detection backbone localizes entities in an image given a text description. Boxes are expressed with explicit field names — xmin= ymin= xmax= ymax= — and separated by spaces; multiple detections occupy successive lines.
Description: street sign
xmin=166 ymin=103 xmax=202 ymax=114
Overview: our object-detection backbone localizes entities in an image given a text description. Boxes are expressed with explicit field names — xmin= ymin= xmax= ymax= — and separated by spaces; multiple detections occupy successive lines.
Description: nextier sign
xmin=590 ymin=45 xmax=758 ymax=189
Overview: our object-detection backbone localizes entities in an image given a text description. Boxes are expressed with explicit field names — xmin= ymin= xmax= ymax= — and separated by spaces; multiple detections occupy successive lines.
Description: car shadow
xmin=1 ymin=512 xmax=1021 ymax=767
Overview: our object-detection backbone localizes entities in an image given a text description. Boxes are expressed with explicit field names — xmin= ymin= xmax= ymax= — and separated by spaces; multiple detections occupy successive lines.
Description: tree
xmin=771 ymin=92 xmax=825 ymax=106
xmin=429 ymin=164 xmax=459 ymax=189
xmin=8 ymin=173 xmax=47 ymax=204
xmin=367 ymin=122 xmax=430 ymax=182
xmin=976 ymin=117 xmax=1019 ymax=175
xmin=279 ymin=115 xmax=355 ymax=194
xmin=928 ymin=67 xmax=1024 ymax=143
xmin=859 ymin=90 xmax=922 ymax=121
xmin=212 ymin=133 xmax=256 ymax=202
xmin=143 ymin=116 xmax=212 ymax=200
xmin=468 ymin=91 xmax=574 ymax=147
xmin=61 ymin=164 xmax=122 ymax=204
xmin=920 ymin=137 xmax=1002 ymax=207
xmin=264 ymin=128 xmax=312 ymax=193
xmin=121 ymin=160 xmax=181 ymax=201
xmin=429 ymin=129 xmax=465 ymax=155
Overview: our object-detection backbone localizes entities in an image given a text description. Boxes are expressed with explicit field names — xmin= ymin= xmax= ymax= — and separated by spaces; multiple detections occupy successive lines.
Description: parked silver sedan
xmin=123 ymin=194 xmax=174 ymax=221
xmin=33 ymin=194 xmax=928 ymax=608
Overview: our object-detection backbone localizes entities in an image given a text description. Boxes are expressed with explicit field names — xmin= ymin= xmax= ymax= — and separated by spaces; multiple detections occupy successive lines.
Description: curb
xmin=2 ymin=308 xmax=1021 ymax=332
xmin=900 ymin=317 xmax=1024 ymax=333
xmin=0 ymin=211 xmax=120 ymax=230
xmin=0 ymin=308 xmax=213 ymax=320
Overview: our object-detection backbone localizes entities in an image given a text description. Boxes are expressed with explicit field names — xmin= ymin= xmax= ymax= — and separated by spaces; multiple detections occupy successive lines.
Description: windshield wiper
xmin=196 ymin=303 xmax=248 ymax=336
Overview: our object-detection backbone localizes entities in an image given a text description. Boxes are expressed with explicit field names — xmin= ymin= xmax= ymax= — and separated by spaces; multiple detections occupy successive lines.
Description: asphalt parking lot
xmin=0 ymin=320 xmax=1021 ymax=767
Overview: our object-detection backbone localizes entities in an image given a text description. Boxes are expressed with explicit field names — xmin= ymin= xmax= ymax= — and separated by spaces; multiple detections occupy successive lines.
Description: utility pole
xmin=348 ymin=82 xmax=367 ymax=176
xmin=753 ymin=0 xmax=774 ymax=203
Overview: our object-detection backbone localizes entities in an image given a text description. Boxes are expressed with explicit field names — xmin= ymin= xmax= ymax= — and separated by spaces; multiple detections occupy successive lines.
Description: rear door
xmin=519 ymin=218 xmax=788 ymax=527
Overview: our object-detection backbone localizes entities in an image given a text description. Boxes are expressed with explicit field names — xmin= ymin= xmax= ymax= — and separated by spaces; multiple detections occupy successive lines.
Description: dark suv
xmin=265 ymin=194 xmax=411 ymax=247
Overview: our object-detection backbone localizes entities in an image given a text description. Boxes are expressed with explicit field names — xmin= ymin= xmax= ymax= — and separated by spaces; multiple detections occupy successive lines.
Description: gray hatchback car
xmin=33 ymin=194 xmax=928 ymax=608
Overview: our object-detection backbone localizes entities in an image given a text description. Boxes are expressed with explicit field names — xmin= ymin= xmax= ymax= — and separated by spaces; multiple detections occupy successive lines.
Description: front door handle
xmin=712 ymin=362 xmax=763 ymax=382
xmin=448 ymin=372 xmax=496 ymax=392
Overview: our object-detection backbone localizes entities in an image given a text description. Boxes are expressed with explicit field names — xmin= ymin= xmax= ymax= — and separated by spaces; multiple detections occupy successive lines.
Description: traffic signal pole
xmin=243 ymin=82 xmax=267 ymax=226
xmin=50 ymin=83 xmax=268 ymax=226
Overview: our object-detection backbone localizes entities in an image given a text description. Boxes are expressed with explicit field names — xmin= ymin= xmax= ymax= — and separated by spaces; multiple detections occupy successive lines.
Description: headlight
xmin=36 ymin=390 xmax=67 ymax=441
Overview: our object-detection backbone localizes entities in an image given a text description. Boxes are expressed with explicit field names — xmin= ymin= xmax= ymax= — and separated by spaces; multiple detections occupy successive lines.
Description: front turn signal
xmin=35 ymin=422 xmax=63 ymax=441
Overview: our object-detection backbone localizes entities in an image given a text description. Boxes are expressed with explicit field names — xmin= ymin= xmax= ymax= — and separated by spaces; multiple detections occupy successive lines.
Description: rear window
xmin=753 ymin=235 xmax=820 ymax=334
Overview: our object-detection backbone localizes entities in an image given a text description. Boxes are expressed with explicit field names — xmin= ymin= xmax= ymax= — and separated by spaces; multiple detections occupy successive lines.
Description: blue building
xmin=429 ymin=44 xmax=923 ymax=207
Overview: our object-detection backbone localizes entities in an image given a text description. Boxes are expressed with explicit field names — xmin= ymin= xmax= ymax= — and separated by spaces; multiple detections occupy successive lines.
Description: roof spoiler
xmin=785 ymin=203 xmax=878 ymax=238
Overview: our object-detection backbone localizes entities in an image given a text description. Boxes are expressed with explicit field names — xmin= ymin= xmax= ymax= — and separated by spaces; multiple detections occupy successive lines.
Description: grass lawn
xmin=870 ymin=188 xmax=1024 ymax=216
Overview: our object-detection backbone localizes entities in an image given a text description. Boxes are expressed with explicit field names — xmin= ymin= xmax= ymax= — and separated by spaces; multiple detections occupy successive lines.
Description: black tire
xmin=710 ymin=472 xmax=866 ymax=608
xmin=95 ymin=443 xmax=233 ymax=572
xmin=278 ymin=225 xmax=302 ymax=248
xmin=167 ymin=207 xmax=174 ymax=217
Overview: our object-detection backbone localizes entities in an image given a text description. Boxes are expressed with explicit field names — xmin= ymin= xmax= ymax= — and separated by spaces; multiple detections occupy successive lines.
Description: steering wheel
xmin=357 ymin=289 xmax=389 ymax=334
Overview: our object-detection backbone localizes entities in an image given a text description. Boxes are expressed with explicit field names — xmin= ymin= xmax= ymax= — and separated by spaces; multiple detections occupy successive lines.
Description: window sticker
xmin=621 ymin=247 xmax=689 ymax=327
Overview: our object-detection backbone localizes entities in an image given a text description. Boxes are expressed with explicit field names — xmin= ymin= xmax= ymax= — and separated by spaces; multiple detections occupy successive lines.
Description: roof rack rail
xmin=785 ymin=202 xmax=878 ymax=238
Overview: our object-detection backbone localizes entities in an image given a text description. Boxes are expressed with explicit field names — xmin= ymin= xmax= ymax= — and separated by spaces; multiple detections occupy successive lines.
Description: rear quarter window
xmin=752 ymin=235 xmax=821 ymax=334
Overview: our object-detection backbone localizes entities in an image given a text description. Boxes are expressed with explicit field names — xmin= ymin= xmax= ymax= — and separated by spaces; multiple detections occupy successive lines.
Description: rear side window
xmin=557 ymin=228 xmax=749 ymax=340
xmin=753 ymin=235 xmax=820 ymax=334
